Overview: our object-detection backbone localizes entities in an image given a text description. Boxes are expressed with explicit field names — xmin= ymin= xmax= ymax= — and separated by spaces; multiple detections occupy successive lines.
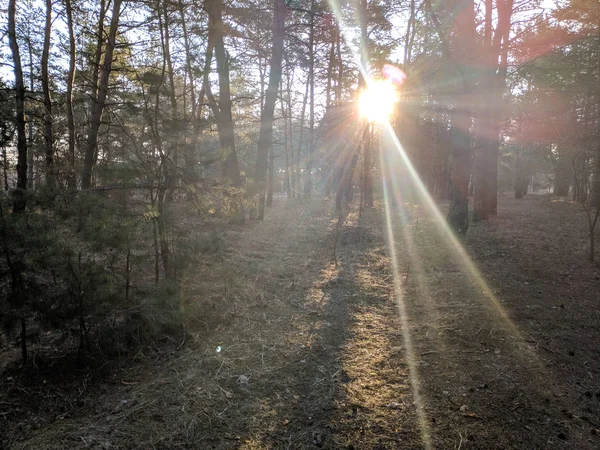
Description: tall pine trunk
xmin=473 ymin=0 xmax=513 ymax=219
xmin=426 ymin=0 xmax=477 ymax=235
xmin=42 ymin=0 xmax=54 ymax=190
xmin=65 ymin=0 xmax=77 ymax=188
xmin=8 ymin=0 xmax=27 ymax=212
xmin=296 ymin=80 xmax=309 ymax=198
xmin=254 ymin=0 xmax=286 ymax=219
xmin=304 ymin=1 xmax=315 ymax=196
xmin=81 ymin=0 xmax=122 ymax=189
xmin=162 ymin=0 xmax=178 ymax=197
xmin=179 ymin=0 xmax=199 ymax=179
xmin=205 ymin=0 xmax=241 ymax=188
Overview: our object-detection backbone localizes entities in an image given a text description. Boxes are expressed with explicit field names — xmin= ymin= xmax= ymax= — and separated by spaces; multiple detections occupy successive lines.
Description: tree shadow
xmin=234 ymin=214 xmax=422 ymax=449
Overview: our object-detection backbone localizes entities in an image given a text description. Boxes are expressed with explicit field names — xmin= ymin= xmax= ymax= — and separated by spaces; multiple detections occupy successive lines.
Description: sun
xmin=359 ymin=80 xmax=399 ymax=123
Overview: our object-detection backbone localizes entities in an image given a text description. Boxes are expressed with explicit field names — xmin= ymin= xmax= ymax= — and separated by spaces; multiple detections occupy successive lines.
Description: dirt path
xmin=4 ymin=195 xmax=600 ymax=449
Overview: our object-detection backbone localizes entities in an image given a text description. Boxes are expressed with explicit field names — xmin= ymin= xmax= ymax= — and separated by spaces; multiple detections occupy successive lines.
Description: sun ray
xmin=322 ymin=3 xmax=559 ymax=445
xmin=379 ymin=149 xmax=433 ymax=450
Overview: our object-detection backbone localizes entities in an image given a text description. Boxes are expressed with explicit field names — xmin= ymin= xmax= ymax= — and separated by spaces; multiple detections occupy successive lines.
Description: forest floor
xmin=2 ymin=193 xmax=600 ymax=449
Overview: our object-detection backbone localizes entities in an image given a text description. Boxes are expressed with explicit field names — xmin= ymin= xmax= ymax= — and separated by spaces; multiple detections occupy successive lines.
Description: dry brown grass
xmin=3 ymin=194 xmax=600 ymax=450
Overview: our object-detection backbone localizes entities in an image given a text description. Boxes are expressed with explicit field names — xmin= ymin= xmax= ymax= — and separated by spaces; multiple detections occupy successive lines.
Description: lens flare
xmin=382 ymin=64 xmax=407 ymax=86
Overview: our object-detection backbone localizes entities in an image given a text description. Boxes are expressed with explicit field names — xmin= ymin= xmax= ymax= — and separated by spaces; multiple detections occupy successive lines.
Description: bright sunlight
xmin=358 ymin=80 xmax=398 ymax=123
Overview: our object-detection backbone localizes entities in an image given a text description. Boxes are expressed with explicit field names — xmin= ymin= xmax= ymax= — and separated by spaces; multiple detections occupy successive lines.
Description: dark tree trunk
xmin=27 ymin=39 xmax=34 ymax=189
xmin=426 ymin=0 xmax=477 ymax=235
xmin=254 ymin=0 xmax=286 ymax=219
xmin=473 ymin=0 xmax=512 ymax=220
xmin=155 ymin=0 xmax=175 ymax=278
xmin=3 ymin=148 xmax=8 ymax=191
xmin=90 ymin=0 xmax=107 ymax=106
xmin=42 ymin=0 xmax=54 ymax=190
xmin=163 ymin=0 xmax=178 ymax=196
xmin=296 ymin=80 xmax=309 ymax=199
xmin=205 ymin=0 xmax=242 ymax=188
xmin=65 ymin=0 xmax=77 ymax=188
xmin=514 ymin=146 xmax=528 ymax=199
xmin=325 ymin=27 xmax=336 ymax=110
xmin=304 ymin=0 xmax=316 ymax=197
xmin=447 ymin=122 xmax=471 ymax=235
xmin=267 ymin=148 xmax=274 ymax=207
xmin=179 ymin=0 xmax=199 ymax=179
xmin=473 ymin=118 xmax=499 ymax=218
xmin=553 ymin=153 xmax=571 ymax=196
xmin=82 ymin=0 xmax=122 ymax=189
xmin=335 ymin=26 xmax=343 ymax=104
xmin=285 ymin=66 xmax=296 ymax=198
xmin=8 ymin=0 xmax=28 ymax=212
xmin=280 ymin=82 xmax=291 ymax=198
xmin=592 ymin=150 xmax=600 ymax=207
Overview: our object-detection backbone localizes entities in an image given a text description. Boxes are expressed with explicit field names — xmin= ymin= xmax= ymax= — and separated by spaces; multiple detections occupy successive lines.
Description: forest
xmin=0 ymin=0 xmax=599 ymax=448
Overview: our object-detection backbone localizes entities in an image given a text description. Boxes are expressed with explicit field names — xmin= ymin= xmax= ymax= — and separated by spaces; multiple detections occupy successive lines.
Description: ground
xmin=1 ymin=194 xmax=600 ymax=449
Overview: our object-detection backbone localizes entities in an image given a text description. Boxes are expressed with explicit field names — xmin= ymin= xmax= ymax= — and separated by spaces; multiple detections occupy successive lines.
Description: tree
xmin=8 ymin=0 xmax=28 ymax=213
xmin=41 ymin=0 xmax=54 ymax=190
xmin=254 ymin=0 xmax=287 ymax=220
xmin=204 ymin=0 xmax=242 ymax=188
xmin=81 ymin=0 xmax=123 ymax=189
xmin=426 ymin=0 xmax=477 ymax=235
xmin=64 ymin=0 xmax=77 ymax=188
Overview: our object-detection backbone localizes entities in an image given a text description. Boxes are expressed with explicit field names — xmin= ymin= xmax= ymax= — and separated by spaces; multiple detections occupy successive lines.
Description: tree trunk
xmin=42 ymin=0 xmax=54 ymax=190
xmin=27 ymin=41 xmax=34 ymax=190
xmin=267 ymin=148 xmax=274 ymax=207
xmin=335 ymin=26 xmax=343 ymax=104
xmin=8 ymin=0 xmax=28 ymax=212
xmin=81 ymin=0 xmax=123 ymax=189
xmin=205 ymin=0 xmax=242 ymax=188
xmin=514 ymin=144 xmax=528 ymax=199
xmin=179 ymin=0 xmax=199 ymax=179
xmin=163 ymin=0 xmax=178 ymax=196
xmin=3 ymin=148 xmax=8 ymax=191
xmin=254 ymin=0 xmax=286 ymax=219
xmin=403 ymin=0 xmax=416 ymax=66
xmin=592 ymin=149 xmax=600 ymax=207
xmin=155 ymin=0 xmax=175 ymax=278
xmin=90 ymin=0 xmax=107 ymax=107
xmin=296 ymin=79 xmax=309 ymax=199
xmin=285 ymin=65 xmax=296 ymax=198
xmin=473 ymin=0 xmax=512 ymax=220
xmin=304 ymin=1 xmax=315 ymax=197
xmin=426 ymin=0 xmax=477 ymax=235
xmin=447 ymin=120 xmax=472 ymax=236
xmin=280 ymin=89 xmax=291 ymax=198
xmin=325 ymin=28 xmax=336 ymax=110
xmin=65 ymin=0 xmax=77 ymax=188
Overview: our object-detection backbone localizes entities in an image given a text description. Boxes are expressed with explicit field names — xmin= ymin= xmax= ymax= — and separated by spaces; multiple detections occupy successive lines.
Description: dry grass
xmin=3 ymin=194 xmax=600 ymax=450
